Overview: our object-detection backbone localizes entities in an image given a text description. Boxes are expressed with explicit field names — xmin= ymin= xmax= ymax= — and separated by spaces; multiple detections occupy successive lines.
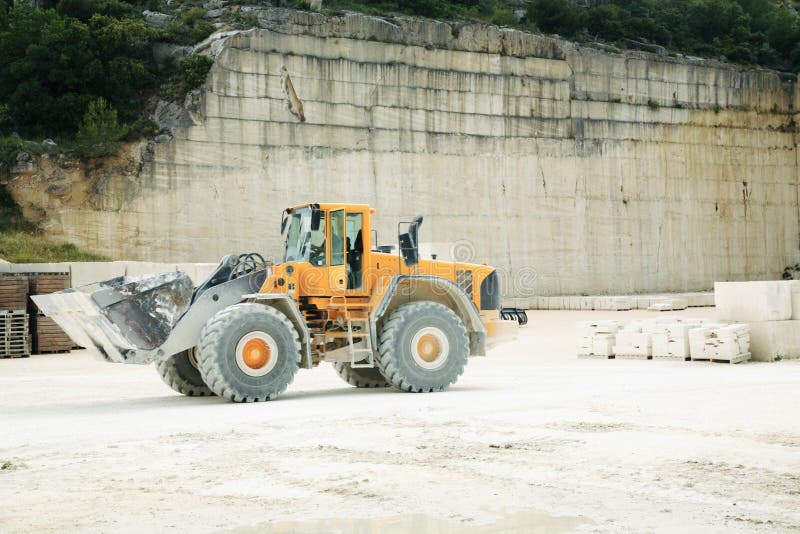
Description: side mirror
xmin=409 ymin=215 xmax=423 ymax=246
xmin=310 ymin=204 xmax=321 ymax=231
xmin=399 ymin=233 xmax=419 ymax=266
xmin=280 ymin=210 xmax=288 ymax=234
xmin=399 ymin=214 xmax=423 ymax=267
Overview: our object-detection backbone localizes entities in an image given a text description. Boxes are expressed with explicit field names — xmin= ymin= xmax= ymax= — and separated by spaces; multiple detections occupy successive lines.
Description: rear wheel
xmin=196 ymin=303 xmax=300 ymax=402
xmin=377 ymin=301 xmax=469 ymax=392
xmin=156 ymin=348 xmax=214 ymax=396
xmin=332 ymin=362 xmax=389 ymax=388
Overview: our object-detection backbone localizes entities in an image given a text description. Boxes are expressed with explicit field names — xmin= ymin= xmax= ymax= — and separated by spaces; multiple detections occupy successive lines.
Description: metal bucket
xmin=32 ymin=272 xmax=193 ymax=363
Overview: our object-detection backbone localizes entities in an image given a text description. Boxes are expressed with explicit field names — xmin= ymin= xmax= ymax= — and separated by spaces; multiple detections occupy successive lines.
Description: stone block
xmin=122 ymin=262 xmax=178 ymax=278
xmin=715 ymin=281 xmax=792 ymax=322
xmin=612 ymin=297 xmax=633 ymax=311
xmin=648 ymin=297 xmax=688 ymax=311
xmin=69 ymin=262 xmax=126 ymax=288
xmin=175 ymin=263 xmax=200 ymax=285
xmin=790 ymin=281 xmax=800 ymax=320
xmin=591 ymin=334 xmax=615 ymax=356
xmin=614 ymin=332 xmax=652 ymax=357
xmin=195 ymin=263 xmax=219 ymax=284
xmin=748 ymin=320 xmax=800 ymax=362
xmin=9 ymin=263 xmax=71 ymax=274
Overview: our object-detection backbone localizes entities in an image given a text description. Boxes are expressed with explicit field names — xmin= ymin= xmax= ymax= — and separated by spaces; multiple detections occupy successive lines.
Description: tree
xmin=179 ymin=54 xmax=214 ymax=90
xmin=75 ymin=97 xmax=127 ymax=157
xmin=525 ymin=0 xmax=585 ymax=35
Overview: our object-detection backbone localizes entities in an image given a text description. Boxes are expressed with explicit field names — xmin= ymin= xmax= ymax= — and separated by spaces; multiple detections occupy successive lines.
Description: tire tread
xmin=197 ymin=303 xmax=300 ymax=402
xmin=376 ymin=301 xmax=469 ymax=393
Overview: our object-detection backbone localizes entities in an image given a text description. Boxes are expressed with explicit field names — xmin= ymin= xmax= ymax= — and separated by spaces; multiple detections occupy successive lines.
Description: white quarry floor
xmin=1 ymin=308 xmax=799 ymax=533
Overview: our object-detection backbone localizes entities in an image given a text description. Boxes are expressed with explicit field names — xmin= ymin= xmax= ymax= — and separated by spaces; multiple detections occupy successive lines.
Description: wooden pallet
xmin=32 ymin=315 xmax=72 ymax=354
xmin=614 ymin=354 xmax=653 ymax=360
xmin=27 ymin=272 xmax=71 ymax=315
xmin=1 ymin=310 xmax=31 ymax=358
xmin=0 ymin=275 xmax=29 ymax=311
xmin=692 ymin=353 xmax=750 ymax=364
xmin=577 ymin=354 xmax=615 ymax=359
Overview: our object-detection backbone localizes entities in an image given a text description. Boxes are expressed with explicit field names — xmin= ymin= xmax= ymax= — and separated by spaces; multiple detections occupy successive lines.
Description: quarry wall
xmin=7 ymin=10 xmax=799 ymax=301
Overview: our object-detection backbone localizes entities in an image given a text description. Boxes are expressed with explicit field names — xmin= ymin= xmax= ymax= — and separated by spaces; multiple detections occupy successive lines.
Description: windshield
xmin=283 ymin=207 xmax=326 ymax=265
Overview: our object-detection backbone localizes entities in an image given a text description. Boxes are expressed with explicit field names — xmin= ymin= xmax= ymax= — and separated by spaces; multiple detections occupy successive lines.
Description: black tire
xmin=196 ymin=303 xmax=300 ymax=402
xmin=377 ymin=301 xmax=469 ymax=393
xmin=156 ymin=348 xmax=214 ymax=396
xmin=332 ymin=362 xmax=389 ymax=388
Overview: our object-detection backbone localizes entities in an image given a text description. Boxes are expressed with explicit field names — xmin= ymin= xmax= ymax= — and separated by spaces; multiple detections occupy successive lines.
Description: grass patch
xmin=1 ymin=185 xmax=107 ymax=263
xmin=0 ymin=231 xmax=108 ymax=263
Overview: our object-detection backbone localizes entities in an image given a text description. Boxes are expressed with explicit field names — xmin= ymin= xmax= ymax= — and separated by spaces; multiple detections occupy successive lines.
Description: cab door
xmin=328 ymin=209 xmax=347 ymax=294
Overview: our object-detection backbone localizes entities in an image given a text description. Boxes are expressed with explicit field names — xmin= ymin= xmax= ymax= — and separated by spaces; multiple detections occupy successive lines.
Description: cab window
xmin=330 ymin=210 xmax=345 ymax=266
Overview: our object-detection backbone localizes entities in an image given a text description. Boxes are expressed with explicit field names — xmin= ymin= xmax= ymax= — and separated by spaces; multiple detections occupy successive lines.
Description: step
xmin=324 ymin=331 xmax=368 ymax=339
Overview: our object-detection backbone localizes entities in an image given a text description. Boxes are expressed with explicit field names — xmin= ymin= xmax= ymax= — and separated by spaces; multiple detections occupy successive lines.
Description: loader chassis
xmin=33 ymin=202 xmax=520 ymax=402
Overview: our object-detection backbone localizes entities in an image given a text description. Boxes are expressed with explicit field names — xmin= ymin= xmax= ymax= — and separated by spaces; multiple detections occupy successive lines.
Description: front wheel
xmin=196 ymin=303 xmax=300 ymax=402
xmin=377 ymin=301 xmax=469 ymax=392
xmin=332 ymin=362 xmax=389 ymax=388
xmin=156 ymin=348 xmax=214 ymax=397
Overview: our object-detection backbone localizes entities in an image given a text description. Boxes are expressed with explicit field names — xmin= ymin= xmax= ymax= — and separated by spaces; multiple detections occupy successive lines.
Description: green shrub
xmin=524 ymin=0 xmax=585 ymax=35
xmin=180 ymin=6 xmax=207 ymax=25
xmin=75 ymin=97 xmax=128 ymax=157
xmin=0 ymin=136 xmax=25 ymax=167
xmin=179 ymin=54 xmax=214 ymax=89
xmin=189 ymin=21 xmax=214 ymax=42
xmin=125 ymin=117 xmax=159 ymax=139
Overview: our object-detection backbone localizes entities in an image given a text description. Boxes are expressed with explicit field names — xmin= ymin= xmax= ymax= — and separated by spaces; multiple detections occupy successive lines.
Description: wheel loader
xmin=33 ymin=203 xmax=523 ymax=402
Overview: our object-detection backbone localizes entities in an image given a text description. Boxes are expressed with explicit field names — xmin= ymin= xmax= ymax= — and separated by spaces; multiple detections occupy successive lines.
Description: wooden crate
xmin=0 ymin=275 xmax=29 ymax=311
xmin=32 ymin=315 xmax=72 ymax=354
xmin=1 ymin=310 xmax=31 ymax=358
xmin=29 ymin=273 xmax=70 ymax=295
xmin=27 ymin=272 xmax=70 ymax=315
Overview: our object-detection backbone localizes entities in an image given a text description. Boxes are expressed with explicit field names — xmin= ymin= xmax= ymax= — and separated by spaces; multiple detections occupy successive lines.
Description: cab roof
xmin=287 ymin=203 xmax=372 ymax=213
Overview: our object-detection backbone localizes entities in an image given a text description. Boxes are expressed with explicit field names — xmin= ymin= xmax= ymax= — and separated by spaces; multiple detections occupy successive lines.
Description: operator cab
xmin=280 ymin=203 xmax=369 ymax=293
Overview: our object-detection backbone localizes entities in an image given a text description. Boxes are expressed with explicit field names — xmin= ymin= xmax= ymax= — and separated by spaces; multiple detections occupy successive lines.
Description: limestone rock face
xmin=153 ymin=100 xmax=197 ymax=133
xmin=6 ymin=10 xmax=800 ymax=300
xmin=142 ymin=10 xmax=175 ymax=29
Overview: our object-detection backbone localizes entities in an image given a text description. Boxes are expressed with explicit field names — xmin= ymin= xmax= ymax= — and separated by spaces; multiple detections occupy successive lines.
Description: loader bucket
xmin=32 ymin=272 xmax=193 ymax=363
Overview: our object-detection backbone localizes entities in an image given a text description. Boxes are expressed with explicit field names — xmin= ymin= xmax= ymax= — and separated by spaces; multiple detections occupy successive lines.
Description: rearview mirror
xmin=399 ymin=214 xmax=423 ymax=268
xmin=280 ymin=210 xmax=288 ymax=234
xmin=409 ymin=215 xmax=423 ymax=246
xmin=310 ymin=205 xmax=321 ymax=231
xmin=399 ymin=233 xmax=418 ymax=266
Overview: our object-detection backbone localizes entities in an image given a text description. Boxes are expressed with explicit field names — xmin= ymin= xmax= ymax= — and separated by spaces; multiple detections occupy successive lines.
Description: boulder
xmin=153 ymin=100 xmax=196 ymax=132
xmin=143 ymin=10 xmax=175 ymax=29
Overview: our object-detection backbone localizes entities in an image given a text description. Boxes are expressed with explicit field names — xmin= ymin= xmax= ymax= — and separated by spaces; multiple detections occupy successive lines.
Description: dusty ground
xmin=2 ymin=308 xmax=800 ymax=533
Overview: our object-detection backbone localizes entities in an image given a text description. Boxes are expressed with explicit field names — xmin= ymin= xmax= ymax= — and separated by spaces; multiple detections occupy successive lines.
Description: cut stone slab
xmin=612 ymin=297 xmax=633 ymax=311
xmin=648 ymin=297 xmax=688 ymax=311
xmin=747 ymin=320 xmax=800 ymax=362
xmin=715 ymin=281 xmax=792 ymax=322
xmin=120 ymin=261 xmax=178 ymax=278
xmin=69 ymin=262 xmax=126 ymax=288
xmin=791 ymin=281 xmax=800 ymax=320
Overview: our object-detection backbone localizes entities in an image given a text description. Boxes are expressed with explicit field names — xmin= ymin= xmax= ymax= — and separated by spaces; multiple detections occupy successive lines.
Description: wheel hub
xmin=235 ymin=331 xmax=279 ymax=376
xmin=411 ymin=327 xmax=449 ymax=369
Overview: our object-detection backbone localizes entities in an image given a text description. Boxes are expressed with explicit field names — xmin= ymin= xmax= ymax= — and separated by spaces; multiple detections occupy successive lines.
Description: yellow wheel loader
xmin=34 ymin=203 xmax=523 ymax=402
